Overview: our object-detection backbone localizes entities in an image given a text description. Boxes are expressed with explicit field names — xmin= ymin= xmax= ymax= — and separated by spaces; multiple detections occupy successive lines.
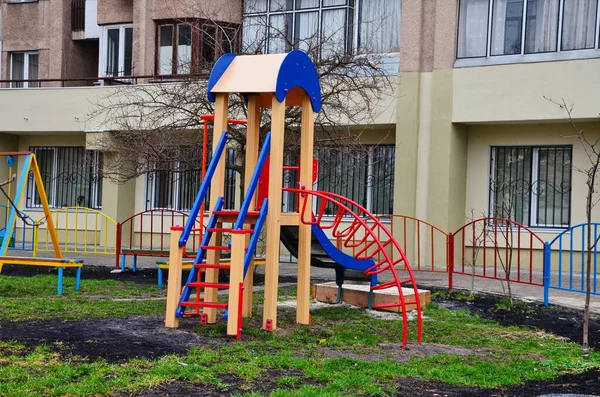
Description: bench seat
xmin=0 ymin=256 xmax=83 ymax=295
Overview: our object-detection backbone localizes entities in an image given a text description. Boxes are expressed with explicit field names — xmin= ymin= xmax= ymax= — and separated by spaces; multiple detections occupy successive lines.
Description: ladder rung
xmin=207 ymin=228 xmax=254 ymax=234
xmin=180 ymin=301 xmax=228 ymax=309
xmin=201 ymin=245 xmax=231 ymax=251
xmin=195 ymin=263 xmax=230 ymax=270
xmin=187 ymin=282 xmax=230 ymax=289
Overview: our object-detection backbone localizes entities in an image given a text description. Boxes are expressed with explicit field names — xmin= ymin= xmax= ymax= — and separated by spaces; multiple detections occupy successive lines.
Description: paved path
xmin=13 ymin=249 xmax=600 ymax=314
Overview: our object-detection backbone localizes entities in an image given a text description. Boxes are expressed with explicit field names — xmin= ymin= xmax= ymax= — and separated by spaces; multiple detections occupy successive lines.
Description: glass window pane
xmin=244 ymin=0 xmax=267 ymax=13
xmin=27 ymin=53 xmax=39 ymax=88
xmin=177 ymin=24 xmax=192 ymax=74
xmin=202 ymin=25 xmax=217 ymax=68
xmin=243 ymin=16 xmax=267 ymax=53
xmin=158 ymin=25 xmax=173 ymax=75
xmin=561 ymin=0 xmax=597 ymax=50
xmin=33 ymin=148 xmax=55 ymax=207
xmin=222 ymin=27 xmax=236 ymax=54
xmin=535 ymin=148 xmax=571 ymax=226
xmin=294 ymin=11 xmax=319 ymax=52
xmin=269 ymin=14 xmax=291 ymax=53
xmin=490 ymin=147 xmax=532 ymax=225
xmin=457 ymin=0 xmax=489 ymax=58
xmin=524 ymin=0 xmax=559 ymax=54
xmin=106 ymin=28 xmax=120 ymax=76
xmin=370 ymin=146 xmax=395 ymax=215
xmin=297 ymin=0 xmax=319 ymax=9
xmin=11 ymin=53 xmax=25 ymax=88
xmin=124 ymin=27 xmax=133 ymax=76
xmin=358 ymin=0 xmax=401 ymax=53
xmin=491 ymin=0 xmax=524 ymax=55
xmin=322 ymin=9 xmax=347 ymax=58
xmin=270 ymin=0 xmax=293 ymax=11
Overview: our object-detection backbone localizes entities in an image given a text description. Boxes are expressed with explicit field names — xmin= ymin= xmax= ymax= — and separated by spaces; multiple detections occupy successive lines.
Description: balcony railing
xmin=0 ymin=74 xmax=210 ymax=89
xmin=71 ymin=0 xmax=85 ymax=32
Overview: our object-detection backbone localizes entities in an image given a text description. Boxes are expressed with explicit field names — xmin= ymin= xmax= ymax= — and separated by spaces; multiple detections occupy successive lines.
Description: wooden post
xmin=243 ymin=95 xmax=261 ymax=317
xmin=204 ymin=93 xmax=229 ymax=323
xmin=262 ymin=95 xmax=286 ymax=330
xmin=165 ymin=226 xmax=184 ymax=328
xmin=227 ymin=232 xmax=245 ymax=335
xmin=296 ymin=94 xmax=314 ymax=324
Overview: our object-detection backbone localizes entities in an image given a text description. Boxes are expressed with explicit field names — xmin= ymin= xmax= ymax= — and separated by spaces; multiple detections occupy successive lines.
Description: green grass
xmin=0 ymin=275 xmax=598 ymax=396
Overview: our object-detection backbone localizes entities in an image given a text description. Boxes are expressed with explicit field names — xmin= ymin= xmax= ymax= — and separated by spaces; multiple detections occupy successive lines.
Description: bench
xmin=0 ymin=256 xmax=83 ymax=295
xmin=155 ymin=258 xmax=267 ymax=288
xmin=121 ymin=248 xmax=197 ymax=272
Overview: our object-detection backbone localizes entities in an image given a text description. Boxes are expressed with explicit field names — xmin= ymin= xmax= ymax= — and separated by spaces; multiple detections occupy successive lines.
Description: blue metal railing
xmin=179 ymin=131 xmax=229 ymax=247
xmin=544 ymin=223 xmax=600 ymax=305
xmin=243 ymin=198 xmax=268 ymax=278
xmin=234 ymin=131 xmax=271 ymax=230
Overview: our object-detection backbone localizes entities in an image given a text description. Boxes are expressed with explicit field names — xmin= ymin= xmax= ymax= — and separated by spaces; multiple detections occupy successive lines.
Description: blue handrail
xmin=234 ymin=131 xmax=271 ymax=230
xmin=243 ymin=198 xmax=268 ymax=278
xmin=179 ymin=131 xmax=229 ymax=247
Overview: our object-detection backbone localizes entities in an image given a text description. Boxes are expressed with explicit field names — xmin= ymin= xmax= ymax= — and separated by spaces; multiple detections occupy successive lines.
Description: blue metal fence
xmin=0 ymin=204 xmax=34 ymax=251
xmin=544 ymin=223 xmax=600 ymax=305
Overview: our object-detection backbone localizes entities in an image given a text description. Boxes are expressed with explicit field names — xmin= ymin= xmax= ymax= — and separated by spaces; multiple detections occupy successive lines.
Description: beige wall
xmin=453 ymin=59 xmax=600 ymax=123
xmin=97 ymin=0 xmax=133 ymax=25
xmin=465 ymin=123 xmax=600 ymax=241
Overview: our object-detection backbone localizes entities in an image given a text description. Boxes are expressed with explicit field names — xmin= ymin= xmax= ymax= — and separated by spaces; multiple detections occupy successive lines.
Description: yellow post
xmin=204 ymin=93 xmax=229 ymax=323
xmin=263 ymin=95 xmax=286 ymax=331
xmin=227 ymin=232 xmax=245 ymax=335
xmin=243 ymin=95 xmax=260 ymax=317
xmin=296 ymin=94 xmax=315 ymax=325
xmin=31 ymin=155 xmax=63 ymax=259
xmin=165 ymin=226 xmax=184 ymax=328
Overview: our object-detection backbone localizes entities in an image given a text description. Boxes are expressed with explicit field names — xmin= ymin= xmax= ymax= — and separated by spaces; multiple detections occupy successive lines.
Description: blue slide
xmin=280 ymin=226 xmax=377 ymax=303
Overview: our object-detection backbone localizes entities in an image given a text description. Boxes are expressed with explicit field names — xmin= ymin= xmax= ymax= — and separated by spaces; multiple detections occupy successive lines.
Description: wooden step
xmin=213 ymin=210 xmax=260 ymax=223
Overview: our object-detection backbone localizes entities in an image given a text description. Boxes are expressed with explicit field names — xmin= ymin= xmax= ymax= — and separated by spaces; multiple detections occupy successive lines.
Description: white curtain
xmin=268 ymin=14 xmax=288 ymax=53
xmin=243 ymin=16 xmax=267 ymax=53
xmin=359 ymin=0 xmax=401 ymax=54
xmin=562 ymin=0 xmax=597 ymax=50
xmin=321 ymin=8 xmax=346 ymax=58
xmin=525 ymin=0 xmax=559 ymax=53
xmin=458 ymin=0 xmax=489 ymax=58
xmin=295 ymin=11 xmax=319 ymax=52
xmin=244 ymin=0 xmax=267 ymax=13
xmin=491 ymin=0 xmax=524 ymax=55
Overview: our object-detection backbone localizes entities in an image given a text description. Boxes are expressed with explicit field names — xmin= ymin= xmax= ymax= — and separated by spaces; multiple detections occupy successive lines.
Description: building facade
xmin=0 ymin=0 xmax=598 ymax=256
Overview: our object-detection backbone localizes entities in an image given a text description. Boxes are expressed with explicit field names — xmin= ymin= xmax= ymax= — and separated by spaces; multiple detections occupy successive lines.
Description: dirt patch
xmin=316 ymin=343 xmax=491 ymax=363
xmin=432 ymin=289 xmax=600 ymax=350
xmin=0 ymin=316 xmax=227 ymax=363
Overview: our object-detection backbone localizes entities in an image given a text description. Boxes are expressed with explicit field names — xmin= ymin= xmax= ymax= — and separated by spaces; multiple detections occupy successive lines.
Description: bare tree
xmin=545 ymin=96 xmax=598 ymax=359
xmin=88 ymin=9 xmax=397 ymax=197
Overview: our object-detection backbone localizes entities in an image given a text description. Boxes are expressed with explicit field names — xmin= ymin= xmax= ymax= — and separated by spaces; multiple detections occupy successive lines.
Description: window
xmin=309 ymin=145 xmax=395 ymax=215
xmin=145 ymin=149 xmax=238 ymax=211
xmin=242 ymin=0 xmax=400 ymax=57
xmin=99 ymin=25 xmax=133 ymax=77
xmin=10 ymin=52 xmax=39 ymax=88
xmin=155 ymin=20 xmax=238 ymax=75
xmin=26 ymin=147 xmax=103 ymax=209
xmin=489 ymin=146 xmax=572 ymax=228
xmin=457 ymin=0 xmax=600 ymax=61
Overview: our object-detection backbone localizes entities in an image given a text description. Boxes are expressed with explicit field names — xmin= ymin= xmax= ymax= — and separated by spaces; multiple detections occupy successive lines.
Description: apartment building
xmin=0 ymin=0 xmax=598 ymax=253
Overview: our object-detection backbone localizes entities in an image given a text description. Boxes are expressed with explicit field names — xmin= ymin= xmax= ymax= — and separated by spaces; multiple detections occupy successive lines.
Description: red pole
xmin=115 ymin=224 xmax=122 ymax=269
xmin=448 ymin=234 xmax=454 ymax=290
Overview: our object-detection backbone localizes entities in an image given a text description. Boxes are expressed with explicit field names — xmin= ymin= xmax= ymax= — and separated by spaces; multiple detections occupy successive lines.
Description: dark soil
xmin=1 ymin=265 xmax=599 ymax=396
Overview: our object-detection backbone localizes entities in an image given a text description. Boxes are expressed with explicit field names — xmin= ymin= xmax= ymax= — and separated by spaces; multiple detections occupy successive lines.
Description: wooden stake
xmin=204 ymin=93 xmax=229 ymax=323
xmin=263 ymin=95 xmax=286 ymax=330
xmin=243 ymin=95 xmax=261 ymax=317
xmin=296 ymin=94 xmax=314 ymax=324
xmin=165 ymin=226 xmax=184 ymax=328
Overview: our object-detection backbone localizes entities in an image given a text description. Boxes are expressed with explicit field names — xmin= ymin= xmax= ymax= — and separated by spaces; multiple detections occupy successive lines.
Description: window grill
xmin=489 ymin=145 xmax=572 ymax=228
xmin=26 ymin=147 xmax=103 ymax=209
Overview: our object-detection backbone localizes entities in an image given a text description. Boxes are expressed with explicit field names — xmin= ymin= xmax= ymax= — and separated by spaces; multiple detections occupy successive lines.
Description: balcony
xmin=72 ymin=0 xmax=100 ymax=40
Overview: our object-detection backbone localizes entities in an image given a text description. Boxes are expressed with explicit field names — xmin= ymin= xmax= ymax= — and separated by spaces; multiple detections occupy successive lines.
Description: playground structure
xmin=164 ymin=51 xmax=423 ymax=346
xmin=0 ymin=152 xmax=83 ymax=294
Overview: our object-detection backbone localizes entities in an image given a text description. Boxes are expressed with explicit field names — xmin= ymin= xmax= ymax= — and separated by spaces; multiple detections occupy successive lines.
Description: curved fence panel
xmin=544 ymin=223 xmax=600 ymax=305
xmin=34 ymin=207 xmax=116 ymax=255
xmin=451 ymin=218 xmax=545 ymax=287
